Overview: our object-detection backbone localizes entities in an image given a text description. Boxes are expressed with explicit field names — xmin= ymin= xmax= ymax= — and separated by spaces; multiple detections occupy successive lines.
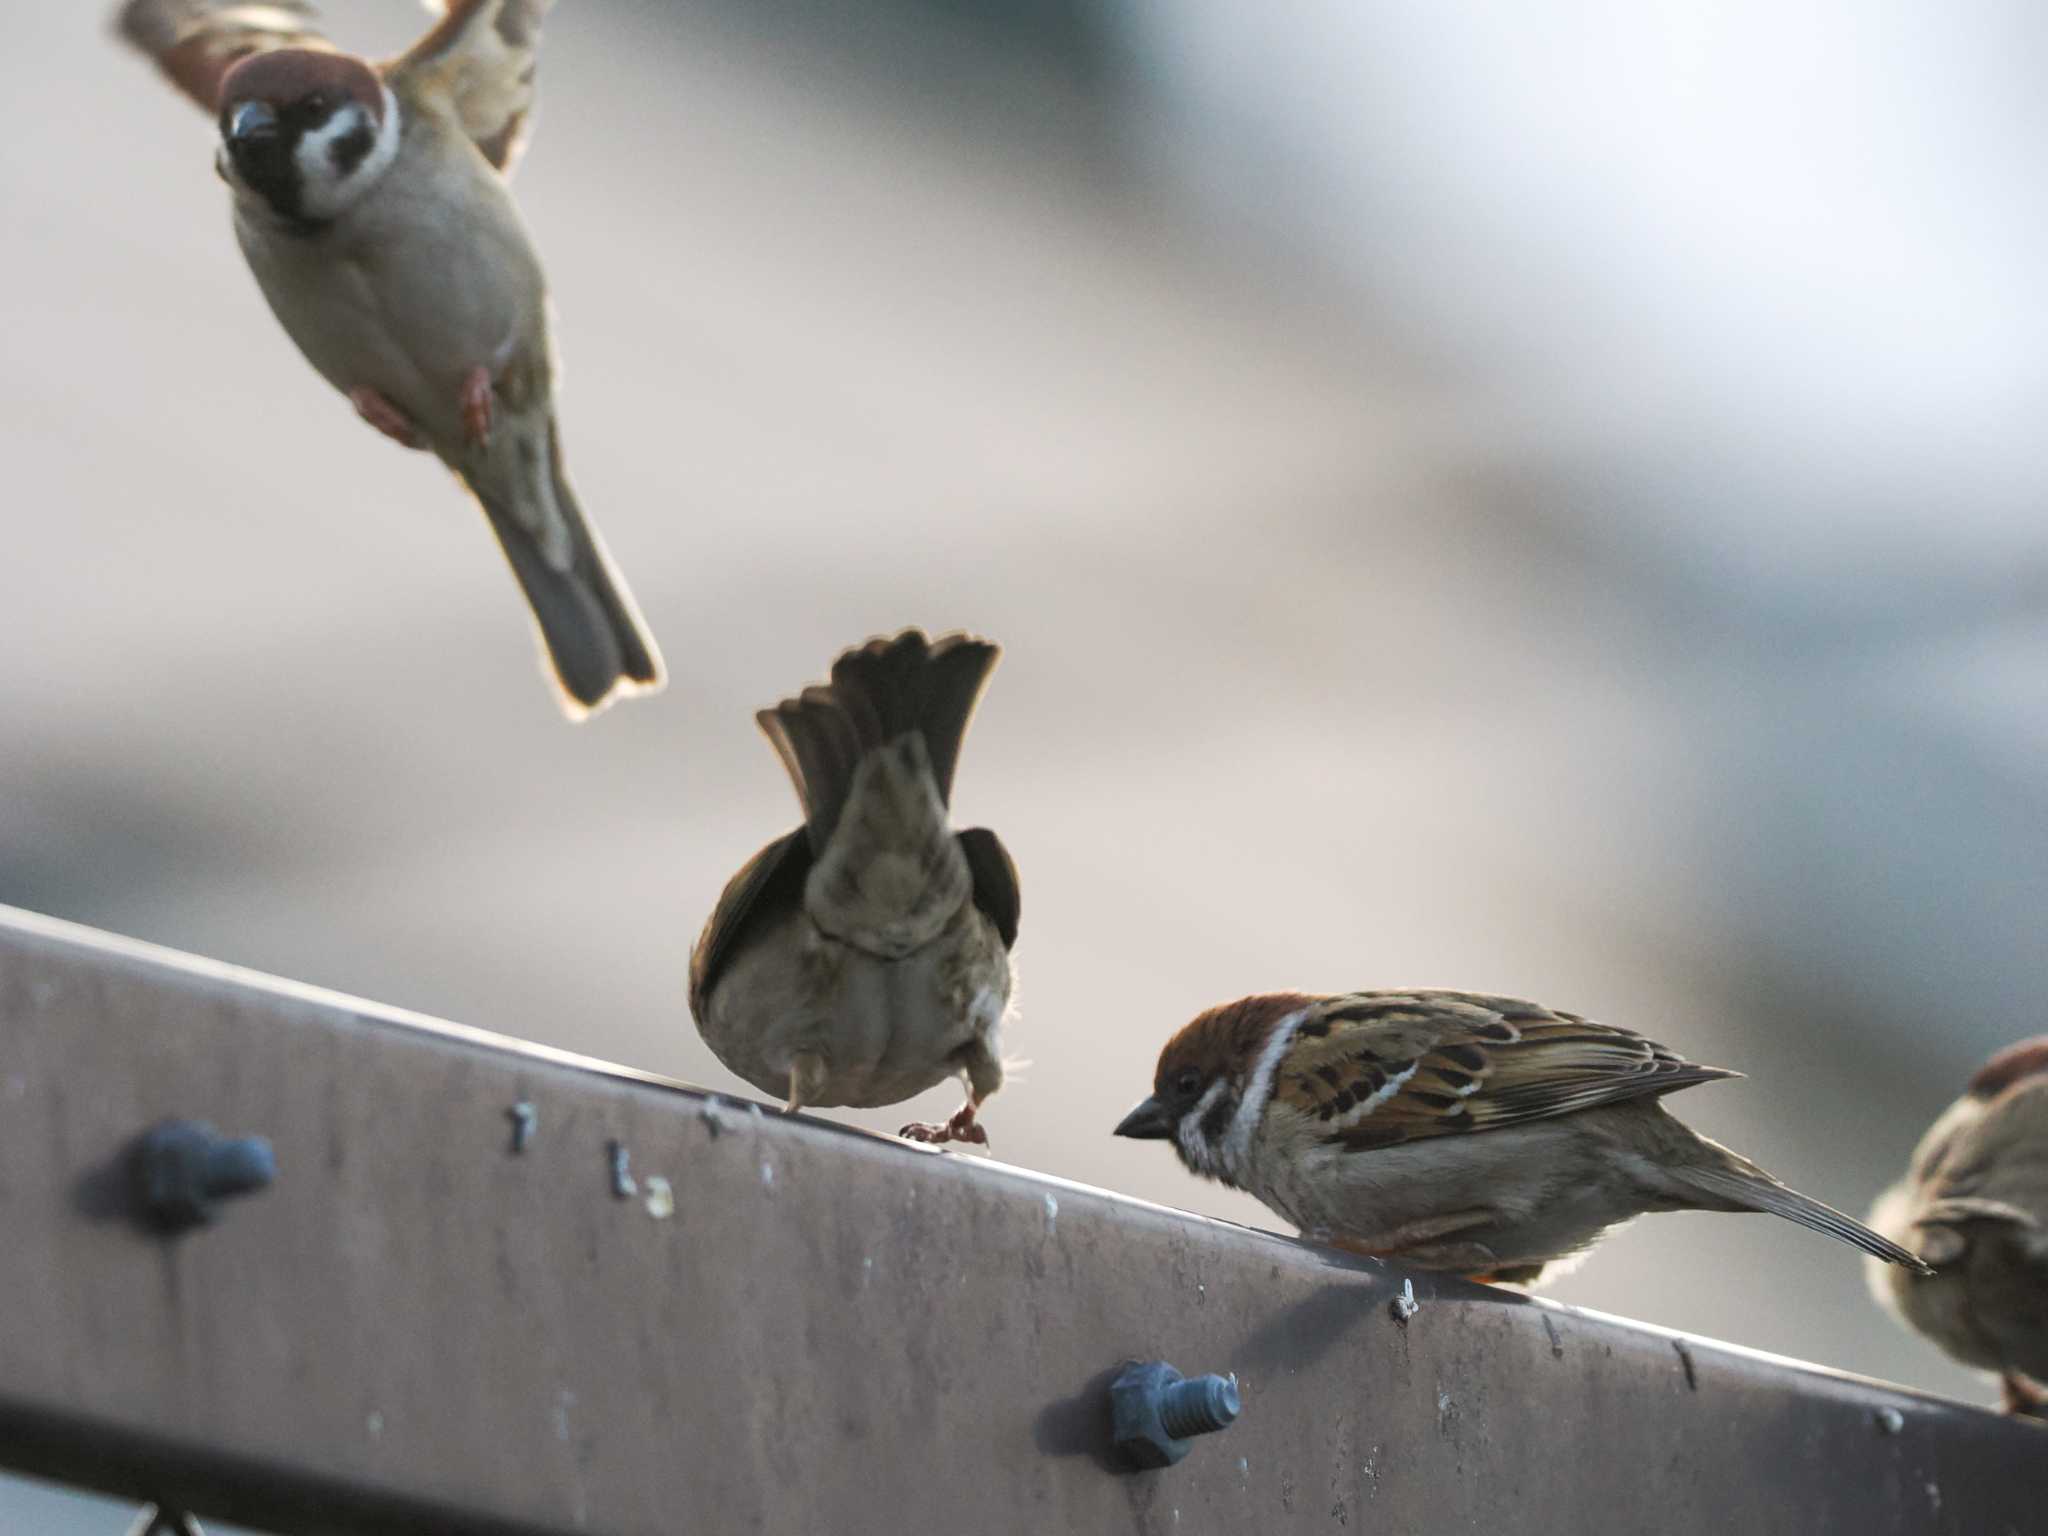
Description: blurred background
xmin=3 ymin=1 xmax=2045 ymax=1524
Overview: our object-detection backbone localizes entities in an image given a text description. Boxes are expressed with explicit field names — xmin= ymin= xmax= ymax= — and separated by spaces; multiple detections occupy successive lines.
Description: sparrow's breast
xmin=232 ymin=112 xmax=549 ymax=447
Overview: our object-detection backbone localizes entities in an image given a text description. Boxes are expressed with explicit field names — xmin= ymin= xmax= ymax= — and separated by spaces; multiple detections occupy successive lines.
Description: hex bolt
xmin=1109 ymin=1360 xmax=1242 ymax=1470
xmin=131 ymin=1119 xmax=276 ymax=1232
xmin=507 ymin=1101 xmax=537 ymax=1153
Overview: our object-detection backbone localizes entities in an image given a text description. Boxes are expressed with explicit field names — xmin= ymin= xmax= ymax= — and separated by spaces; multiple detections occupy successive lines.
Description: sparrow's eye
xmin=1172 ymin=1067 xmax=1203 ymax=1099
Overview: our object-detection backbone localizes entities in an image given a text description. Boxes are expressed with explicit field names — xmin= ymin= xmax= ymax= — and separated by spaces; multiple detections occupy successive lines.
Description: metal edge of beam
xmin=0 ymin=905 xmax=2041 ymax=1536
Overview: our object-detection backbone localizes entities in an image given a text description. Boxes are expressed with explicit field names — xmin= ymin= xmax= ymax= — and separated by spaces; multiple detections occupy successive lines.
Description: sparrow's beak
xmin=1114 ymin=1096 xmax=1173 ymax=1140
xmin=227 ymin=101 xmax=279 ymax=145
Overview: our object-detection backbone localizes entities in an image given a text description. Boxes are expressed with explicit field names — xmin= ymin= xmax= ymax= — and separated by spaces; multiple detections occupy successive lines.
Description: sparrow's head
xmin=215 ymin=49 xmax=398 ymax=227
xmin=1968 ymin=1036 xmax=2048 ymax=1102
xmin=1115 ymin=992 xmax=1315 ymax=1183
xmin=1898 ymin=1035 xmax=2048 ymax=1202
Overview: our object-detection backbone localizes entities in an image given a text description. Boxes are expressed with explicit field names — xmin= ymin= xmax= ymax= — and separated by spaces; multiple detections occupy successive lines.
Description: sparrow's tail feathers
xmin=829 ymin=630 xmax=1000 ymax=804
xmin=757 ymin=689 xmax=863 ymax=852
xmin=760 ymin=630 xmax=999 ymax=848
xmin=1679 ymin=1161 xmax=1933 ymax=1272
xmin=477 ymin=425 xmax=664 ymax=719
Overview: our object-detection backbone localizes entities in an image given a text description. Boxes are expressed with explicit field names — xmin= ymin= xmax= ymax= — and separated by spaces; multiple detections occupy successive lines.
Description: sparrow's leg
xmin=460 ymin=365 xmax=495 ymax=448
xmin=784 ymin=1051 xmax=829 ymax=1115
xmin=348 ymin=387 xmax=426 ymax=450
xmin=899 ymin=1040 xmax=1001 ymax=1147
xmin=2001 ymin=1371 xmax=2048 ymax=1418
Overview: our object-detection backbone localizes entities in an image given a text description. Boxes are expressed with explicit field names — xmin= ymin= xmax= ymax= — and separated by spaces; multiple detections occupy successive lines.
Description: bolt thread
xmin=1159 ymin=1374 xmax=1240 ymax=1438
xmin=201 ymin=1137 xmax=276 ymax=1198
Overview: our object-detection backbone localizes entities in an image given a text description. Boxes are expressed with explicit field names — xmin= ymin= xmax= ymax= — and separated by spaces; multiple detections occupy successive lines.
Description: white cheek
xmin=1222 ymin=1008 xmax=1308 ymax=1172
xmin=294 ymin=87 xmax=401 ymax=219
xmin=1176 ymin=1080 xmax=1228 ymax=1176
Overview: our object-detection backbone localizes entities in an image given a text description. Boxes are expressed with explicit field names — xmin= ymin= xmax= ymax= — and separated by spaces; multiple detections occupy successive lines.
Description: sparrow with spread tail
xmin=1117 ymin=990 xmax=1929 ymax=1283
xmin=1867 ymin=1037 xmax=2048 ymax=1416
xmin=690 ymin=630 xmax=1020 ymax=1145
xmin=116 ymin=0 xmax=663 ymax=716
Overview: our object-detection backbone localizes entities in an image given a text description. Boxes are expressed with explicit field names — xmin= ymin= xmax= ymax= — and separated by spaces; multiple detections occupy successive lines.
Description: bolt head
xmin=1110 ymin=1360 xmax=1189 ymax=1470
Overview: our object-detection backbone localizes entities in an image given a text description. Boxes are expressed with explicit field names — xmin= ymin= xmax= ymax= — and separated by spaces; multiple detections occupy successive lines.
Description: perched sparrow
xmin=1866 ymin=1037 xmax=2048 ymax=1416
xmin=690 ymin=630 xmax=1020 ymax=1145
xmin=1117 ymin=990 xmax=1928 ymax=1283
xmin=116 ymin=0 xmax=663 ymax=716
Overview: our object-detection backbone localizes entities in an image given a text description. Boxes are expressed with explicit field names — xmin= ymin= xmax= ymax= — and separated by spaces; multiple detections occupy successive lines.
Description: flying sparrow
xmin=1866 ymin=1037 xmax=2048 ymax=1416
xmin=116 ymin=0 xmax=663 ymax=716
xmin=690 ymin=630 xmax=1020 ymax=1145
xmin=1116 ymin=990 xmax=1929 ymax=1283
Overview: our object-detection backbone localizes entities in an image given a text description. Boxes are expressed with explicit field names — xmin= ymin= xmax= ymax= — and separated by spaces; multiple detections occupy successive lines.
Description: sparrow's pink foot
xmin=349 ymin=386 xmax=424 ymax=450
xmin=459 ymin=365 xmax=495 ymax=448
xmin=900 ymin=1102 xmax=989 ymax=1148
xmin=2001 ymin=1371 xmax=2048 ymax=1418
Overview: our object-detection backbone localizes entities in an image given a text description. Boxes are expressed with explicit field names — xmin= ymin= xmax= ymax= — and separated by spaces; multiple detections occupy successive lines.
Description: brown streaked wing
xmin=116 ymin=0 xmax=333 ymax=112
xmin=1269 ymin=991 xmax=1740 ymax=1152
xmin=688 ymin=830 xmax=812 ymax=1022
xmin=387 ymin=0 xmax=552 ymax=173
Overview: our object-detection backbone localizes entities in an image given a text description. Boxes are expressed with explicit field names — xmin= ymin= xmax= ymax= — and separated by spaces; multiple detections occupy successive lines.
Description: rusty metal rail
xmin=0 ymin=906 xmax=2040 ymax=1535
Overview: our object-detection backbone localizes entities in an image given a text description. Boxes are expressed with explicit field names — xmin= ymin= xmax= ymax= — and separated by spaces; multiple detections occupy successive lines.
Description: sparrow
xmin=1116 ymin=990 xmax=1929 ymax=1283
xmin=116 ymin=0 xmax=664 ymax=717
xmin=689 ymin=630 xmax=1020 ymax=1145
xmin=1866 ymin=1037 xmax=2048 ymax=1416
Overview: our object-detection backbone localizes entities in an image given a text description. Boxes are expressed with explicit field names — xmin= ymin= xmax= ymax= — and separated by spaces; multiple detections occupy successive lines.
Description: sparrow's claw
xmin=899 ymin=1102 xmax=989 ymax=1148
xmin=459 ymin=365 xmax=494 ymax=448
xmin=349 ymin=386 xmax=425 ymax=449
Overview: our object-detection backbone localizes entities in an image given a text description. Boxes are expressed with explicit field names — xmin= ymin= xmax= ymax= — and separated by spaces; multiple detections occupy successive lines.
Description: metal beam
xmin=0 ymin=906 xmax=2039 ymax=1535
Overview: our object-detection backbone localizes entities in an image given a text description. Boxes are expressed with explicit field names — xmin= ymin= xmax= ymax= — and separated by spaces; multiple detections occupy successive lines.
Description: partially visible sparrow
xmin=116 ymin=0 xmax=663 ymax=716
xmin=1866 ymin=1037 xmax=2048 ymax=1416
xmin=1117 ymin=990 xmax=1929 ymax=1283
xmin=690 ymin=630 xmax=1020 ymax=1145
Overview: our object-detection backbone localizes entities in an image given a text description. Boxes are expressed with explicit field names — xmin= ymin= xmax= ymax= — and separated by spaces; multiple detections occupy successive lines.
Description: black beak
xmin=226 ymin=101 xmax=279 ymax=146
xmin=1113 ymin=1096 xmax=1173 ymax=1140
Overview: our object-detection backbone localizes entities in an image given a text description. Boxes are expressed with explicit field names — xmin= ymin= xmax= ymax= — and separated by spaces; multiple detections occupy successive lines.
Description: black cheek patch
xmin=329 ymin=123 xmax=376 ymax=178
xmin=1198 ymin=1092 xmax=1236 ymax=1145
xmin=228 ymin=134 xmax=306 ymax=225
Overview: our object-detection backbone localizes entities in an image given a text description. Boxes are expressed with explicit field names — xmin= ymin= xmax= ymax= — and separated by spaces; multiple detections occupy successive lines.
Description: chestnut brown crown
xmin=1115 ymin=993 xmax=1312 ymax=1142
xmin=1968 ymin=1036 xmax=2048 ymax=1101
xmin=216 ymin=48 xmax=384 ymax=123
xmin=1155 ymin=994 xmax=1312 ymax=1098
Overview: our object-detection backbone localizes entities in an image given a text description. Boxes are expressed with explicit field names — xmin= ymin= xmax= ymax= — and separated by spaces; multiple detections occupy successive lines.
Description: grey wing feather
xmin=957 ymin=827 xmax=1020 ymax=949
xmin=688 ymin=830 xmax=812 ymax=1021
